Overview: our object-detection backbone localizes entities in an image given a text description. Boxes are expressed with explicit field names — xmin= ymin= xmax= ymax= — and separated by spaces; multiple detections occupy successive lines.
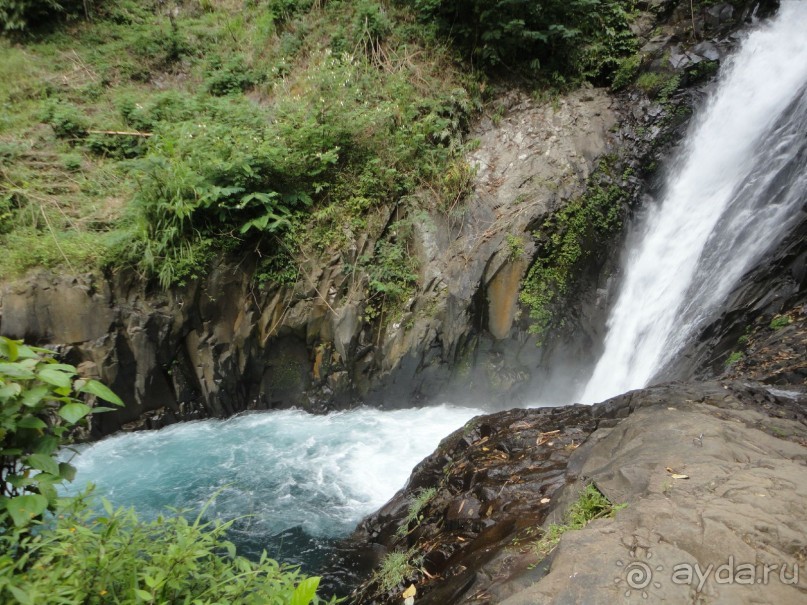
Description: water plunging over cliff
xmin=580 ymin=0 xmax=807 ymax=403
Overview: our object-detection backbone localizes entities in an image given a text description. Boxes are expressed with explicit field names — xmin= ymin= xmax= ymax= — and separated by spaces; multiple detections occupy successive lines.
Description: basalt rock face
xmin=349 ymin=379 xmax=807 ymax=604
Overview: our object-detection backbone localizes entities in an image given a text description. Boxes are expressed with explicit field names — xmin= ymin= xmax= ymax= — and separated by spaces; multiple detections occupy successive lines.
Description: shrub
xmin=406 ymin=0 xmax=637 ymax=83
xmin=41 ymin=101 xmax=89 ymax=139
xmin=0 ymin=0 xmax=65 ymax=31
xmin=0 ymin=336 xmax=123 ymax=528
xmin=0 ymin=493 xmax=329 ymax=604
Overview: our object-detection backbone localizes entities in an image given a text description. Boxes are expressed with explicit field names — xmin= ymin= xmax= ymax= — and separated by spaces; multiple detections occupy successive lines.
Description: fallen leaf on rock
xmin=540 ymin=497 xmax=551 ymax=504
xmin=671 ymin=473 xmax=689 ymax=480
xmin=402 ymin=584 xmax=416 ymax=599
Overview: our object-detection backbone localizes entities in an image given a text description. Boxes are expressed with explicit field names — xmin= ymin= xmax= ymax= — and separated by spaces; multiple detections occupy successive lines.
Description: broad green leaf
xmin=47 ymin=363 xmax=78 ymax=373
xmin=290 ymin=577 xmax=320 ymax=605
xmin=7 ymin=585 xmax=33 ymax=605
xmin=5 ymin=338 xmax=18 ymax=362
xmin=6 ymin=494 xmax=48 ymax=526
xmin=21 ymin=385 xmax=50 ymax=407
xmin=14 ymin=343 xmax=42 ymax=360
xmin=59 ymin=462 xmax=77 ymax=482
xmin=37 ymin=367 xmax=74 ymax=389
xmin=0 ymin=383 xmax=22 ymax=401
xmin=25 ymin=453 xmax=60 ymax=476
xmin=35 ymin=435 xmax=60 ymax=455
xmin=17 ymin=416 xmax=47 ymax=430
xmin=58 ymin=402 xmax=92 ymax=424
xmin=134 ymin=589 xmax=153 ymax=601
xmin=37 ymin=481 xmax=58 ymax=504
xmin=79 ymin=379 xmax=124 ymax=406
xmin=0 ymin=362 xmax=36 ymax=380
xmin=7 ymin=474 xmax=34 ymax=488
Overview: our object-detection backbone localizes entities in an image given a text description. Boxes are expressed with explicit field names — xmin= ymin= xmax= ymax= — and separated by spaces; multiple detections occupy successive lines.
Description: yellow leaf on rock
xmin=402 ymin=584 xmax=417 ymax=599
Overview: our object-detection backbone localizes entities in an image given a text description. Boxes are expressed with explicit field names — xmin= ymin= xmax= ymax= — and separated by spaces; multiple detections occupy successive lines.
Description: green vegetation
xmin=636 ymin=71 xmax=682 ymax=102
xmin=725 ymin=350 xmax=744 ymax=367
xmin=0 ymin=336 xmax=123 ymax=525
xmin=533 ymin=483 xmax=625 ymax=556
xmin=0 ymin=0 xmax=475 ymax=288
xmin=0 ymin=0 xmax=641 ymax=291
xmin=770 ymin=315 xmax=791 ymax=330
xmin=407 ymin=0 xmax=638 ymax=85
xmin=0 ymin=336 xmax=328 ymax=604
xmin=395 ymin=486 xmax=437 ymax=537
xmin=505 ymin=233 xmax=526 ymax=260
xmin=519 ymin=158 xmax=628 ymax=341
xmin=374 ymin=548 xmax=424 ymax=593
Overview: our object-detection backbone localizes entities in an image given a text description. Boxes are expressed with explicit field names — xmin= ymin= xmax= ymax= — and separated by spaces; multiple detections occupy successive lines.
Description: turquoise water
xmin=63 ymin=405 xmax=480 ymax=581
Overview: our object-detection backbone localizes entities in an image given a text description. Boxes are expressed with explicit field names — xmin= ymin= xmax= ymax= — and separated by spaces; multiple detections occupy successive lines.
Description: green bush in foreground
xmin=0 ymin=336 xmax=328 ymax=604
xmin=0 ymin=492 xmax=327 ymax=604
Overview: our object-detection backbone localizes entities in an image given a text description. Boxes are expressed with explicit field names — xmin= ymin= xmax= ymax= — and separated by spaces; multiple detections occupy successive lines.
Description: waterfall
xmin=580 ymin=0 xmax=807 ymax=404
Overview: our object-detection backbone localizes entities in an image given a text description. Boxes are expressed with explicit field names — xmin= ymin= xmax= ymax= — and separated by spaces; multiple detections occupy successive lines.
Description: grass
xmin=0 ymin=0 xmax=473 ymax=290
xmin=533 ymin=483 xmax=625 ymax=557
xmin=375 ymin=548 xmax=424 ymax=593
xmin=395 ymin=487 xmax=437 ymax=538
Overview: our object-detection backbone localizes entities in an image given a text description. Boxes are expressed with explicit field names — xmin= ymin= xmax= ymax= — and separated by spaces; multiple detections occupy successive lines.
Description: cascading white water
xmin=580 ymin=0 xmax=807 ymax=404
xmin=62 ymin=405 xmax=479 ymax=575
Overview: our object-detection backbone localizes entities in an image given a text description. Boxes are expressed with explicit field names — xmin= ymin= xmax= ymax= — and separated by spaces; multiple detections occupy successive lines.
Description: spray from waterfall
xmin=580 ymin=0 xmax=807 ymax=404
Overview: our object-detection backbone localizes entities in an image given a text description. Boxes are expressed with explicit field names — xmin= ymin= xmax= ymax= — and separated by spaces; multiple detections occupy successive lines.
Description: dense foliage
xmin=0 ymin=336 xmax=123 ymax=526
xmin=0 ymin=337 xmax=328 ymax=604
xmin=406 ymin=0 xmax=638 ymax=83
xmin=0 ymin=0 xmax=69 ymax=31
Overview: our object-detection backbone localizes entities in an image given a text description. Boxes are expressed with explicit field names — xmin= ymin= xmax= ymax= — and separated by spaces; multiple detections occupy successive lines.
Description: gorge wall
xmin=0 ymin=0 xmax=790 ymax=437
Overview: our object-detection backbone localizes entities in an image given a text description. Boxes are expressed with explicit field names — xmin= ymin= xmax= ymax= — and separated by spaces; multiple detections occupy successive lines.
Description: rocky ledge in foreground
xmin=347 ymin=379 xmax=807 ymax=604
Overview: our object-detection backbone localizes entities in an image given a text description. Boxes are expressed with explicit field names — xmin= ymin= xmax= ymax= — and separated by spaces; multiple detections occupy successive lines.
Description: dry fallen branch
xmin=87 ymin=130 xmax=153 ymax=137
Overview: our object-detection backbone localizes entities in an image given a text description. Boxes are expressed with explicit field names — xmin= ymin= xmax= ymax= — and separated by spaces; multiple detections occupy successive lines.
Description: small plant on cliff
xmin=396 ymin=487 xmax=437 ymax=537
xmin=505 ymin=233 xmax=527 ymax=260
xmin=725 ymin=350 xmax=744 ymax=367
xmin=769 ymin=315 xmax=791 ymax=330
xmin=375 ymin=548 xmax=425 ymax=593
xmin=533 ymin=483 xmax=625 ymax=557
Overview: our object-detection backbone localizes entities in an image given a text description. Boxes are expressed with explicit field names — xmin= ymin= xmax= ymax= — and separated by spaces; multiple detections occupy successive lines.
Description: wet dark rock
xmin=349 ymin=381 xmax=807 ymax=604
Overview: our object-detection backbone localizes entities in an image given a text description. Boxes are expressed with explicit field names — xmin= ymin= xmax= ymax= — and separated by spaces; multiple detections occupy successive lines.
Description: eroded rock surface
xmin=349 ymin=382 xmax=807 ymax=605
